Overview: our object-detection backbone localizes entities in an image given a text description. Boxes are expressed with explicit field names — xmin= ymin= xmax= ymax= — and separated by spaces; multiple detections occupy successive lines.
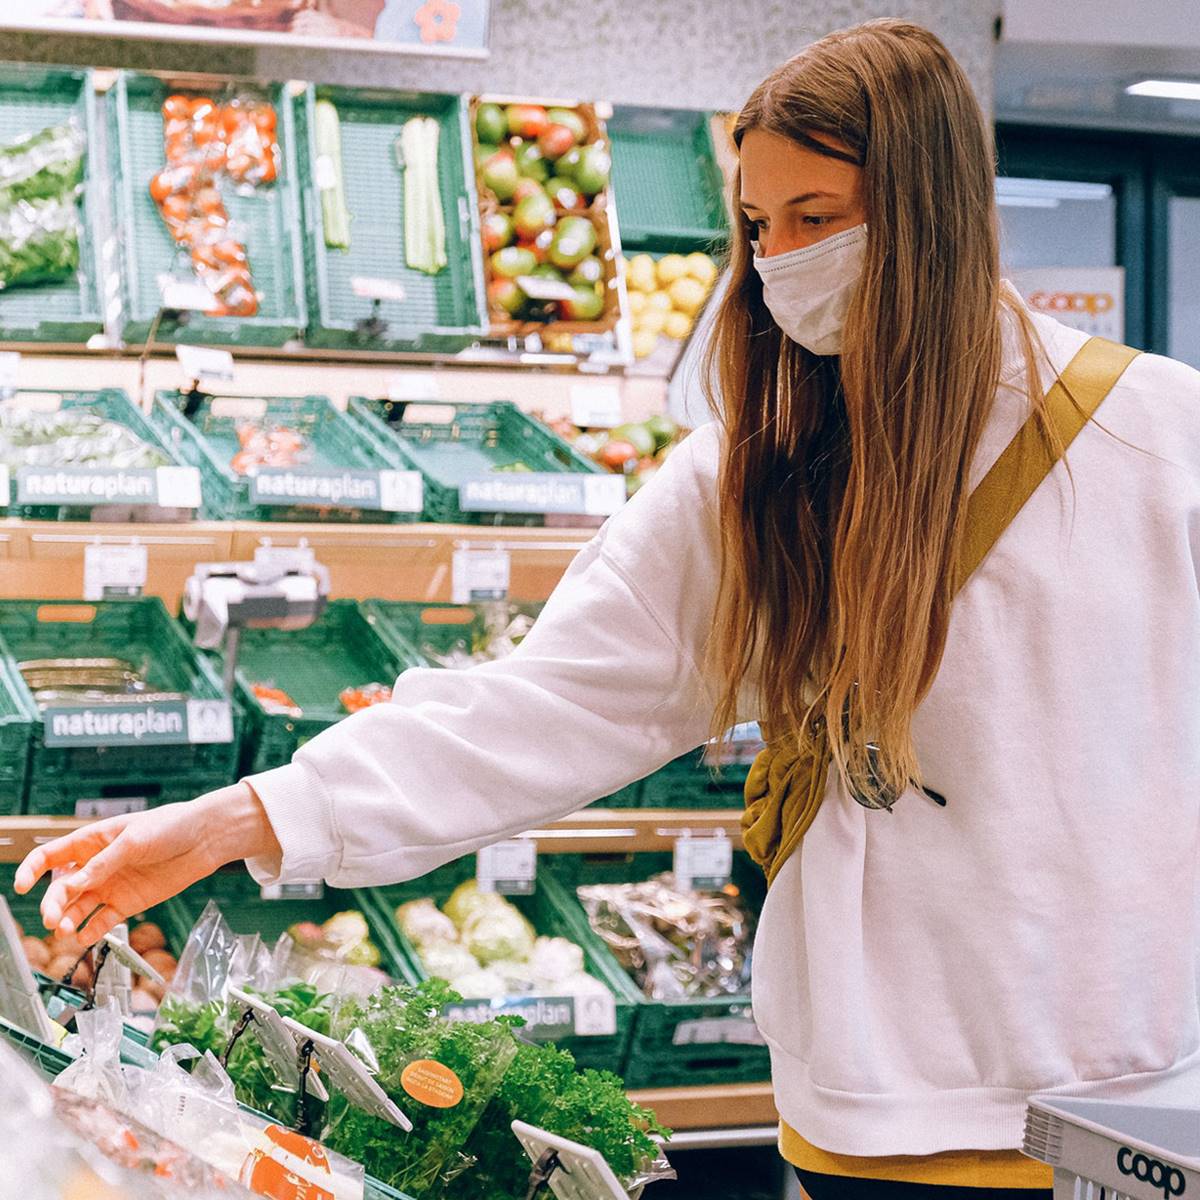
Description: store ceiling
xmin=997 ymin=40 xmax=1200 ymax=134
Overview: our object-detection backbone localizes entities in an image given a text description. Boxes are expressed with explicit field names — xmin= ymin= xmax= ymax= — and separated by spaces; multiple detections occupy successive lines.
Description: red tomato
xmin=194 ymin=186 xmax=224 ymax=217
xmin=162 ymin=95 xmax=192 ymax=122
xmin=159 ymin=194 xmax=191 ymax=226
xmin=251 ymin=107 xmax=277 ymax=134
xmin=188 ymin=97 xmax=217 ymax=122
xmin=148 ymin=170 xmax=173 ymax=204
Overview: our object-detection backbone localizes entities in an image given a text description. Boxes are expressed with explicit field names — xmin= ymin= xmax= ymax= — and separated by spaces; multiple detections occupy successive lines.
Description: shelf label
xmin=75 ymin=796 xmax=148 ymax=819
xmin=83 ymin=542 xmax=148 ymax=601
xmin=672 ymin=1015 xmax=764 ymax=1047
xmin=378 ymin=469 xmax=424 ymax=513
xmin=250 ymin=468 xmax=408 ymax=512
xmin=352 ymin=277 xmax=407 ymax=304
xmin=12 ymin=465 xmax=201 ymax=510
xmin=42 ymin=698 xmax=233 ymax=747
xmin=674 ymin=831 xmax=732 ymax=893
xmin=477 ymin=838 xmax=537 ymax=896
xmin=0 ymin=352 xmax=20 ymax=398
xmin=451 ymin=548 xmax=510 ymax=604
xmin=260 ymin=882 xmax=325 ymax=902
xmin=176 ymin=345 xmax=235 ymax=384
xmin=569 ymin=381 xmax=623 ymax=429
xmin=444 ymin=990 xmax=616 ymax=1040
xmin=458 ymin=472 xmax=624 ymax=516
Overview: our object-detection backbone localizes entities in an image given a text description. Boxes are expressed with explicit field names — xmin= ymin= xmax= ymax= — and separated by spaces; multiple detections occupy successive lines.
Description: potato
xmin=20 ymin=936 xmax=50 ymax=971
xmin=142 ymin=978 xmax=166 ymax=1002
xmin=130 ymin=987 xmax=159 ymax=1014
xmin=49 ymin=930 xmax=85 ymax=960
xmin=129 ymin=922 xmax=167 ymax=955
xmin=46 ymin=954 xmax=92 ymax=989
xmin=141 ymin=948 xmax=177 ymax=976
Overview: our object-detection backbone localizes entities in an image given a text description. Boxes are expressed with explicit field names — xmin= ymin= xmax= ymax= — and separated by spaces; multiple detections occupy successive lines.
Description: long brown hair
xmin=706 ymin=19 xmax=1048 ymax=802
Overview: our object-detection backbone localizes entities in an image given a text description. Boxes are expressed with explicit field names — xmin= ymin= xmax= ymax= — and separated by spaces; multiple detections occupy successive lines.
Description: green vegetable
xmin=0 ymin=197 xmax=79 ymax=291
xmin=0 ymin=121 xmax=84 ymax=209
xmin=400 ymin=116 xmax=447 ymax=276
xmin=314 ymin=99 xmax=351 ymax=251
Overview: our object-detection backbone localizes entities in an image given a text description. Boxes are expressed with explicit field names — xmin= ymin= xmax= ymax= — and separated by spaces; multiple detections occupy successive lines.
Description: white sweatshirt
xmin=247 ymin=302 xmax=1200 ymax=1157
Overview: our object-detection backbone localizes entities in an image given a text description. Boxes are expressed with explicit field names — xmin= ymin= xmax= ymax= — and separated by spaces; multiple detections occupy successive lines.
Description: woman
xmin=17 ymin=19 xmax=1200 ymax=1199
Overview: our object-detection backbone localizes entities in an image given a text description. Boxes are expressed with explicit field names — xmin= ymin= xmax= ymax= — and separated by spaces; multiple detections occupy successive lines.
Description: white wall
xmin=1003 ymin=0 xmax=1200 ymax=49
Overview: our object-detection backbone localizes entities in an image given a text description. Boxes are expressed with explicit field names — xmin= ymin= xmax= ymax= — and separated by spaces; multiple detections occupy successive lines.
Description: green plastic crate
xmin=360 ymin=599 xmax=641 ymax=808
xmin=551 ymin=851 xmax=770 ymax=1088
xmin=0 ymin=388 xmax=201 ymax=521
xmin=0 ymin=66 xmax=104 ymax=345
xmin=295 ymin=84 xmax=486 ymax=354
xmin=151 ymin=389 xmax=419 ymax=523
xmin=216 ymin=598 xmax=404 ymax=775
xmin=359 ymin=856 xmax=640 ymax=1073
xmin=348 ymin=398 xmax=617 ymax=527
xmin=639 ymin=750 xmax=752 ymax=810
xmin=0 ymin=597 xmax=240 ymax=815
xmin=608 ymin=106 xmax=729 ymax=254
xmin=108 ymin=71 xmax=307 ymax=348
xmin=0 ymin=655 xmax=33 ymax=815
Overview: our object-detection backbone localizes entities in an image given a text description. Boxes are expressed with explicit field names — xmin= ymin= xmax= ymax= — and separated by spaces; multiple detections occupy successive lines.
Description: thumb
xmin=42 ymin=835 xmax=133 ymax=931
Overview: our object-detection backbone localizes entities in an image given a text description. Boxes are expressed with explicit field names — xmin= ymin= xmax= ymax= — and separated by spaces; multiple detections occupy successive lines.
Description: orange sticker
xmin=400 ymin=1058 xmax=465 ymax=1109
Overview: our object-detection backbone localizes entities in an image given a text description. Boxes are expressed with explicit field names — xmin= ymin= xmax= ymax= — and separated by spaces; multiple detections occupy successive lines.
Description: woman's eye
xmin=801 ymin=215 xmax=833 ymax=227
xmin=752 ymin=219 xmax=768 ymax=234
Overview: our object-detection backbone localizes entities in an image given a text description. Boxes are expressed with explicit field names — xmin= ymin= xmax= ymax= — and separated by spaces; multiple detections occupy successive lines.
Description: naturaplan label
xmin=250 ymin=468 xmax=421 ymax=513
xmin=13 ymin=465 xmax=202 ymax=508
xmin=458 ymin=472 xmax=625 ymax=516
xmin=42 ymin=699 xmax=233 ymax=747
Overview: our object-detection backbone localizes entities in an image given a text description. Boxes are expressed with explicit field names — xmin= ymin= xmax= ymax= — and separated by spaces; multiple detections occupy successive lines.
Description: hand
xmin=14 ymin=782 xmax=281 ymax=947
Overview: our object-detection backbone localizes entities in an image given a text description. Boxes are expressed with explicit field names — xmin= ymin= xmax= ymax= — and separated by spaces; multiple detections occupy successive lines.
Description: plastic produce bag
xmin=577 ymin=875 xmax=755 ymax=1002
xmin=0 ymin=120 xmax=84 ymax=206
xmin=55 ymin=1001 xmax=131 ymax=1111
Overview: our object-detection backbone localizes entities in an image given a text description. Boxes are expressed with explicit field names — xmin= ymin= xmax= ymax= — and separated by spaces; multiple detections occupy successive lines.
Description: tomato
xmin=219 ymin=106 xmax=242 ymax=140
xmin=192 ymin=116 xmax=220 ymax=147
xmin=188 ymin=97 xmax=217 ymax=122
xmin=159 ymin=194 xmax=191 ymax=226
xmin=164 ymin=132 xmax=191 ymax=163
xmin=162 ymin=95 xmax=192 ymax=122
xmin=251 ymin=106 xmax=277 ymax=134
xmin=224 ymin=152 xmax=253 ymax=180
xmin=194 ymin=186 xmax=224 ymax=216
xmin=211 ymin=239 xmax=246 ymax=266
xmin=148 ymin=170 xmax=174 ymax=204
xmin=257 ymin=158 xmax=277 ymax=184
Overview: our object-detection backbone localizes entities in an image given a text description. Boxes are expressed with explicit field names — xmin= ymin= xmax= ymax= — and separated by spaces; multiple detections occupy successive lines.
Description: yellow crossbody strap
xmin=745 ymin=336 xmax=1141 ymax=884
xmin=955 ymin=336 xmax=1141 ymax=591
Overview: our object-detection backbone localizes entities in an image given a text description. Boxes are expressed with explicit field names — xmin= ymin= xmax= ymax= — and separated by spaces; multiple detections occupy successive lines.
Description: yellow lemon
xmin=668 ymin=276 xmax=708 ymax=318
xmin=655 ymin=253 xmax=689 ymax=286
xmin=664 ymin=310 xmax=693 ymax=339
xmin=627 ymin=253 xmax=657 ymax=293
xmin=647 ymin=290 xmax=673 ymax=313
xmin=685 ymin=252 xmax=719 ymax=287
xmin=626 ymin=290 xmax=648 ymax=317
xmin=636 ymin=307 xmax=667 ymax=336
xmin=632 ymin=328 xmax=660 ymax=358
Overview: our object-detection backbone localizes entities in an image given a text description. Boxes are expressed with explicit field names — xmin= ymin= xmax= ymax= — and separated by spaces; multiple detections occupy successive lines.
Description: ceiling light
xmin=1127 ymin=79 xmax=1200 ymax=101
xmin=996 ymin=196 xmax=1060 ymax=209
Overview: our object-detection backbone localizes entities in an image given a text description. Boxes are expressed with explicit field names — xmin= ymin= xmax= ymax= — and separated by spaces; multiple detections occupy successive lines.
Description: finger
xmin=55 ymin=892 xmax=105 ymax=938
xmin=15 ymin=821 xmax=121 ymax=893
xmin=40 ymin=836 xmax=130 ymax=929
xmin=78 ymin=905 xmax=124 ymax=950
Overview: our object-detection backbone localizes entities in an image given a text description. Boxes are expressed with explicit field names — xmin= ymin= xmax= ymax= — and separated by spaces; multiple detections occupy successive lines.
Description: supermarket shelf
xmin=0 ymin=517 xmax=596 ymax=609
xmin=0 ymin=809 xmax=745 ymax=863
xmin=630 ymin=1082 xmax=778 ymax=1133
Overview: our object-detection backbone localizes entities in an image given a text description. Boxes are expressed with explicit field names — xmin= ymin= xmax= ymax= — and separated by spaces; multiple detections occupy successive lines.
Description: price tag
xmin=176 ymin=345 xmax=235 ymax=384
xmin=516 ymin=274 xmax=578 ymax=303
xmin=255 ymin=542 xmax=317 ymax=573
xmin=83 ymin=542 xmax=148 ymax=601
xmin=674 ymin=832 xmax=733 ymax=893
xmin=314 ymin=154 xmax=338 ymax=191
xmin=260 ymin=882 xmax=325 ymax=901
xmin=672 ymin=1015 xmax=764 ymax=1046
xmin=0 ymin=352 xmax=20 ymax=397
xmin=451 ymin=548 xmax=510 ymax=604
xmin=477 ymin=839 xmax=537 ymax=895
xmin=75 ymin=796 xmax=148 ymax=819
xmin=378 ymin=469 xmax=424 ymax=513
xmin=157 ymin=274 xmax=219 ymax=313
xmin=352 ymin=277 xmax=406 ymax=303
xmin=155 ymin=465 xmax=203 ymax=509
xmin=569 ymin=381 xmax=624 ymax=429
xmin=387 ymin=372 xmax=440 ymax=402
xmin=228 ymin=986 xmax=328 ymax=1099
xmin=0 ymin=896 xmax=59 ymax=1044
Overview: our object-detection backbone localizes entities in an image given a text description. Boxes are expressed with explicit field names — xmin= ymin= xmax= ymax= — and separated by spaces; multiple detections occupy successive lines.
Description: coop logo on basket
xmin=1117 ymin=1146 xmax=1186 ymax=1197
xmin=19 ymin=468 xmax=156 ymax=503
xmin=49 ymin=705 xmax=183 ymax=741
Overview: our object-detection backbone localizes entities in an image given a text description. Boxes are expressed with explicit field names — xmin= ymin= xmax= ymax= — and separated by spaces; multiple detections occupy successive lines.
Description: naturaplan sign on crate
xmin=3 ymin=0 xmax=490 ymax=57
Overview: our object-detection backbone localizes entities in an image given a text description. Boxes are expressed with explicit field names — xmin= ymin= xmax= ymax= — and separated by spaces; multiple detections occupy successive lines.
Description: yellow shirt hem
xmin=780 ymin=1123 xmax=1054 ymax=1188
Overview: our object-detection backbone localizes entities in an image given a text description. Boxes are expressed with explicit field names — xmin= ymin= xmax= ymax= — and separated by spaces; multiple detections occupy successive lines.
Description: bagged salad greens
xmin=0 ymin=405 xmax=171 ymax=471
xmin=0 ymin=120 xmax=85 ymax=291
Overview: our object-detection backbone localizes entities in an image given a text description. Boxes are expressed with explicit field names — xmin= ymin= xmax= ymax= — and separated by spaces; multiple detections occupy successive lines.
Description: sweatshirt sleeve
xmin=244 ymin=423 xmax=727 ymax=888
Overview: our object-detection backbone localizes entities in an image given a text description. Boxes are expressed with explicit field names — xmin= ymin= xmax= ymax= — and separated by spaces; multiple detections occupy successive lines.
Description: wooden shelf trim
xmin=628 ymin=1081 xmax=778 ymax=1131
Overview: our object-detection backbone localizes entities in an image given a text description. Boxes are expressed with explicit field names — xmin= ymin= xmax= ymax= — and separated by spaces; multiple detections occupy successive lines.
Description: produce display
xmin=624 ymin=249 xmax=720 ymax=358
xmin=150 ymin=92 xmax=280 ymax=318
xmin=248 ymin=682 xmax=300 ymax=716
xmin=17 ymin=656 xmax=184 ymax=709
xmin=0 ymin=405 xmax=170 ymax=472
xmin=338 ymin=681 xmax=393 ymax=712
xmin=229 ymin=421 xmax=307 ymax=474
xmin=543 ymin=410 xmax=683 ymax=495
xmin=0 ymin=121 xmax=85 ymax=292
xmin=578 ymin=874 xmax=755 ymax=1002
xmin=473 ymin=98 xmax=616 ymax=330
xmin=313 ymin=98 xmax=350 ymax=251
xmin=286 ymin=908 xmax=382 ymax=969
xmin=397 ymin=882 xmax=608 ymax=1001
xmin=416 ymin=603 xmax=537 ymax=670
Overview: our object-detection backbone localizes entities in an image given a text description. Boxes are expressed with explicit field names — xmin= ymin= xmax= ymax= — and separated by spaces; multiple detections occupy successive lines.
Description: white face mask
xmin=752 ymin=224 xmax=867 ymax=356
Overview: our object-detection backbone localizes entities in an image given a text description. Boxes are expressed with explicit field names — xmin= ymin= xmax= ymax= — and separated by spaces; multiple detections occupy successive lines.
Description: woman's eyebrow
xmin=740 ymin=191 xmax=841 ymax=214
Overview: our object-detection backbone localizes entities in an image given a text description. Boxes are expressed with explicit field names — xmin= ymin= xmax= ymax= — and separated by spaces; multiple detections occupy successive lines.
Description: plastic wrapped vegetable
xmin=461 ymin=904 xmax=535 ymax=966
xmin=443 ymin=879 xmax=509 ymax=929
xmin=0 ymin=120 xmax=84 ymax=207
xmin=317 ymin=910 xmax=381 ymax=968
xmin=396 ymin=898 xmax=458 ymax=947
xmin=416 ymin=939 xmax=479 ymax=983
